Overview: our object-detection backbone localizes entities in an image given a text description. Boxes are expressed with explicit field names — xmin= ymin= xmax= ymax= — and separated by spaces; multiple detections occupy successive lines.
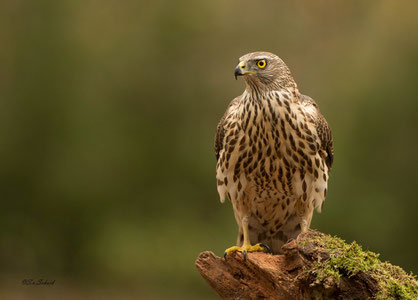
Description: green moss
xmin=302 ymin=232 xmax=418 ymax=299
xmin=374 ymin=264 xmax=418 ymax=300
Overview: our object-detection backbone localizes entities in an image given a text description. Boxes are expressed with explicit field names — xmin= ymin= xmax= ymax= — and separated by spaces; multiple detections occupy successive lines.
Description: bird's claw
xmin=258 ymin=243 xmax=272 ymax=253
xmin=286 ymin=238 xmax=295 ymax=244
xmin=224 ymin=243 xmax=270 ymax=260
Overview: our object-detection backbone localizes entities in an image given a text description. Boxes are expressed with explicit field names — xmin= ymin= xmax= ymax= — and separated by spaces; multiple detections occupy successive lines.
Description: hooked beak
xmin=234 ymin=61 xmax=255 ymax=80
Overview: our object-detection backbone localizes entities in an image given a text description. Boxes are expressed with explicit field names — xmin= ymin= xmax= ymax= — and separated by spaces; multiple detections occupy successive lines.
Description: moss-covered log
xmin=195 ymin=230 xmax=417 ymax=299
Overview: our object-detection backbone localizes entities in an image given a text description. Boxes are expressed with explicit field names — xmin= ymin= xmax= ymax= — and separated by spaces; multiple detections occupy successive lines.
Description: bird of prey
xmin=215 ymin=51 xmax=333 ymax=257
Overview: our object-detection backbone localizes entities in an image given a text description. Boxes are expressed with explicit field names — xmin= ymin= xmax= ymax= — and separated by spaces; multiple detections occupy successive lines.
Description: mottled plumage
xmin=215 ymin=52 xmax=333 ymax=254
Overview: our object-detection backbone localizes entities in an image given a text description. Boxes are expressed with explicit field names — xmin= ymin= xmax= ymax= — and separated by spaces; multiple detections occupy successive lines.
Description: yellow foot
xmin=224 ymin=243 xmax=271 ymax=260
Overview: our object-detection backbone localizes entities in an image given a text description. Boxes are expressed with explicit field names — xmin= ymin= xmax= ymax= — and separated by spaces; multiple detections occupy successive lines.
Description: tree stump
xmin=195 ymin=230 xmax=417 ymax=299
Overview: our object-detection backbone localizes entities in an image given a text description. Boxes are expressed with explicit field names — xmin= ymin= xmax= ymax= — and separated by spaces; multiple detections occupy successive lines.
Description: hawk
xmin=215 ymin=52 xmax=333 ymax=257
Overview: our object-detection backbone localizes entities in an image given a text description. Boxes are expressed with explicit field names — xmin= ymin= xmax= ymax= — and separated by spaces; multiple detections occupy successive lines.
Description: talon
xmin=286 ymin=238 xmax=295 ymax=244
xmin=259 ymin=243 xmax=271 ymax=253
xmin=223 ymin=243 xmax=267 ymax=260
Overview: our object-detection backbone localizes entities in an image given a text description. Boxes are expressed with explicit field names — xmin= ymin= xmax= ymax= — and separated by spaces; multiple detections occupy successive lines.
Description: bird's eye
xmin=257 ymin=59 xmax=267 ymax=69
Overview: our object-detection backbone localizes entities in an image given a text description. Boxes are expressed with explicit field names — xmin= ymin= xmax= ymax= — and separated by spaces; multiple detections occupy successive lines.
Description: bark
xmin=195 ymin=230 xmax=382 ymax=300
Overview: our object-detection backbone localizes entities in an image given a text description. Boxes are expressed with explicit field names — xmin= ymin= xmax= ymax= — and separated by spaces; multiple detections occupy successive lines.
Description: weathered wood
xmin=195 ymin=230 xmax=417 ymax=299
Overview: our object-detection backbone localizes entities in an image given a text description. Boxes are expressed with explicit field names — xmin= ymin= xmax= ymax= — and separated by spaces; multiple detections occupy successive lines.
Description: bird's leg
xmin=300 ymin=219 xmax=308 ymax=233
xmin=296 ymin=200 xmax=311 ymax=233
xmin=224 ymin=216 xmax=270 ymax=260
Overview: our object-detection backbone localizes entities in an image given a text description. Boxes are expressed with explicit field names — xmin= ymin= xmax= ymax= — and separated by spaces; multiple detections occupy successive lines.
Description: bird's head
xmin=234 ymin=51 xmax=296 ymax=91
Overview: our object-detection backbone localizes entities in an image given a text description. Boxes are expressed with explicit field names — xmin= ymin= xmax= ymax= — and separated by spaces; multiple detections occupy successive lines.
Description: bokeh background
xmin=1 ymin=0 xmax=417 ymax=299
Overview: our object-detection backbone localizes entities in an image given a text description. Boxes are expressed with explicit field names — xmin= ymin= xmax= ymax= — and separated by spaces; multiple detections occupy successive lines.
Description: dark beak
xmin=234 ymin=65 xmax=243 ymax=80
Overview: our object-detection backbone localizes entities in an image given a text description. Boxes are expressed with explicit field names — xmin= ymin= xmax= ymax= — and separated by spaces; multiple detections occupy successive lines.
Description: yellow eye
xmin=257 ymin=59 xmax=266 ymax=69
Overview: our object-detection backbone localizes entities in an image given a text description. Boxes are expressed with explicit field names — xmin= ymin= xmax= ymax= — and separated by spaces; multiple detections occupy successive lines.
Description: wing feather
xmin=215 ymin=96 xmax=240 ymax=160
xmin=300 ymin=94 xmax=334 ymax=169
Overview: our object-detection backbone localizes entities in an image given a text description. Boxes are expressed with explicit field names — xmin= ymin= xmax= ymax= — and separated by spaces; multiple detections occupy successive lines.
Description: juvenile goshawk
xmin=215 ymin=52 xmax=333 ymax=257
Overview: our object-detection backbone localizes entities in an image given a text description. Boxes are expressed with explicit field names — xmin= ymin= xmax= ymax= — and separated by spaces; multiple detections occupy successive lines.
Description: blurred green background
xmin=1 ymin=0 xmax=417 ymax=299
